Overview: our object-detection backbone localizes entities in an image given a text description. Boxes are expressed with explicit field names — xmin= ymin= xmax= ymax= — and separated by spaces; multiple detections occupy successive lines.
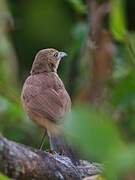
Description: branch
xmin=87 ymin=0 xmax=115 ymax=103
xmin=76 ymin=0 xmax=115 ymax=104
xmin=0 ymin=136 xmax=102 ymax=180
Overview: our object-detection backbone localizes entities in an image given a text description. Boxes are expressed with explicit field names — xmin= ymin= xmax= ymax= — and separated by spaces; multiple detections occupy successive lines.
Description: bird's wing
xmin=22 ymin=73 xmax=71 ymax=123
xmin=27 ymin=88 xmax=69 ymax=123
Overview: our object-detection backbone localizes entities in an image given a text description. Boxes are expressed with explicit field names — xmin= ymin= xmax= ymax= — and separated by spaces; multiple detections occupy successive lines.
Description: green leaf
xmin=110 ymin=0 xmax=127 ymax=41
xmin=105 ymin=145 xmax=135 ymax=180
xmin=64 ymin=106 xmax=135 ymax=179
xmin=64 ymin=106 xmax=123 ymax=161
xmin=68 ymin=0 xmax=86 ymax=14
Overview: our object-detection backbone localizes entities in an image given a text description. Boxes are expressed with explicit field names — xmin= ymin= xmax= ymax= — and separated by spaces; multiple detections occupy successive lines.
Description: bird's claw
xmin=49 ymin=149 xmax=57 ymax=155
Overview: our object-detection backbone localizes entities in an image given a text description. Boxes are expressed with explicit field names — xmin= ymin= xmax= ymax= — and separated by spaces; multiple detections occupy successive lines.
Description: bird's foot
xmin=49 ymin=149 xmax=57 ymax=155
xmin=59 ymin=149 xmax=66 ymax=156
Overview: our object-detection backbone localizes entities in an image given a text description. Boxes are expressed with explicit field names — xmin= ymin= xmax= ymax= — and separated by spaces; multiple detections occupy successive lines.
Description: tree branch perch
xmin=0 ymin=136 xmax=101 ymax=180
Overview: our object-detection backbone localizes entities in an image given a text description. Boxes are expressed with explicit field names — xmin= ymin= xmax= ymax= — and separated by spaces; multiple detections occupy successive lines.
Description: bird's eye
xmin=53 ymin=52 xmax=58 ymax=57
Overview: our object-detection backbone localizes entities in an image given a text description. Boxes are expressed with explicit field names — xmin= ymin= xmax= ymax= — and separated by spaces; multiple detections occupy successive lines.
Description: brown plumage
xmin=21 ymin=48 xmax=72 ymax=156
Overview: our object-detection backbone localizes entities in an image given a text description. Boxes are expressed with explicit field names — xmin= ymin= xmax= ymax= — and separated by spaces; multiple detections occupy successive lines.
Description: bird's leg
xmin=48 ymin=132 xmax=80 ymax=165
xmin=48 ymin=132 xmax=69 ymax=155
xmin=39 ymin=129 xmax=47 ymax=150
xmin=48 ymin=132 xmax=58 ymax=153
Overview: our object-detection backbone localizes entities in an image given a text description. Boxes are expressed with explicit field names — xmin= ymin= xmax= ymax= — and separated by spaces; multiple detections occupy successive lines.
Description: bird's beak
xmin=58 ymin=51 xmax=67 ymax=60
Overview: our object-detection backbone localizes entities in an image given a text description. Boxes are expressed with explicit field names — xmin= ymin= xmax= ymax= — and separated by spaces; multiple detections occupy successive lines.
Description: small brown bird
xmin=21 ymin=48 xmax=72 ymax=156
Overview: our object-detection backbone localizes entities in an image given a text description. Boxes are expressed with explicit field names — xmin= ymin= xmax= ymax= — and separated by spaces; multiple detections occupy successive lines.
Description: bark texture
xmin=0 ymin=136 xmax=102 ymax=180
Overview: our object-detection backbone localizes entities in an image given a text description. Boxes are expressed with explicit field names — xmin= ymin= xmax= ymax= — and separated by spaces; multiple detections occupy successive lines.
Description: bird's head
xmin=31 ymin=48 xmax=67 ymax=74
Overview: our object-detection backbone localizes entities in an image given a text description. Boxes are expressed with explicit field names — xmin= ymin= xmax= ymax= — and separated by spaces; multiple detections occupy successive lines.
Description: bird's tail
xmin=48 ymin=132 xmax=79 ymax=165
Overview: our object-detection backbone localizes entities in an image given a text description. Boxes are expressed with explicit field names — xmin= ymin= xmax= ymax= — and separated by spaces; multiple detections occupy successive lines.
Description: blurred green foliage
xmin=64 ymin=106 xmax=135 ymax=179
xmin=110 ymin=0 xmax=127 ymax=41
xmin=0 ymin=0 xmax=135 ymax=179
xmin=68 ymin=0 xmax=86 ymax=14
xmin=0 ymin=172 xmax=10 ymax=180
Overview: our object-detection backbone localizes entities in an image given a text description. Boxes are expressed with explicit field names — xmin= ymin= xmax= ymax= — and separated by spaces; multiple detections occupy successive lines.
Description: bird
xmin=21 ymin=48 xmax=74 ymax=159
